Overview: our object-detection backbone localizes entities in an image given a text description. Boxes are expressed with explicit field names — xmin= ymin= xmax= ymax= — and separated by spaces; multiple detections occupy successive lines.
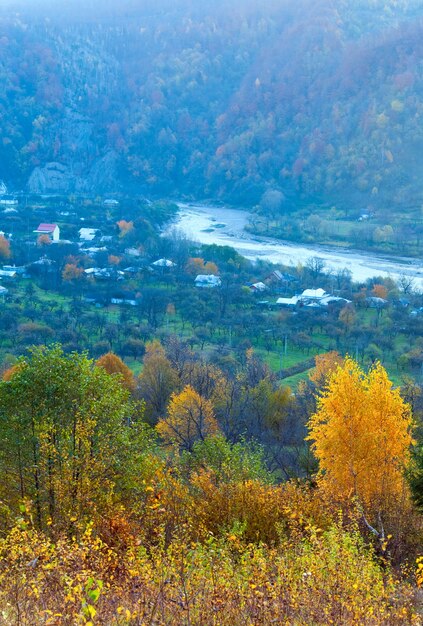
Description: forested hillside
xmin=1 ymin=0 xmax=423 ymax=218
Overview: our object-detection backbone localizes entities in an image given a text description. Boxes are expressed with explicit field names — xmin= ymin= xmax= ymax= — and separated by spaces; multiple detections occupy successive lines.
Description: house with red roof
xmin=34 ymin=223 xmax=60 ymax=242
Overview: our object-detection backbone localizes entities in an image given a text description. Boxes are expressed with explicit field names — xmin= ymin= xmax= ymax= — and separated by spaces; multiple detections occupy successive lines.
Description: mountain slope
xmin=0 ymin=0 xmax=423 ymax=219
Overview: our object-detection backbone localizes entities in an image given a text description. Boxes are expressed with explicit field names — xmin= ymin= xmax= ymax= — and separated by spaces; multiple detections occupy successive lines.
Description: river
xmin=171 ymin=203 xmax=423 ymax=288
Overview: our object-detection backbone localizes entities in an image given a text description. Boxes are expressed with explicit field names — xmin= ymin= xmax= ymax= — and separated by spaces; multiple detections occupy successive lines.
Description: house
xmin=250 ymin=282 xmax=267 ymax=292
xmin=319 ymin=295 xmax=352 ymax=307
xmin=3 ymin=265 xmax=26 ymax=276
xmin=195 ymin=274 xmax=221 ymax=288
xmin=123 ymin=266 xmax=140 ymax=275
xmin=276 ymin=289 xmax=348 ymax=310
xmin=126 ymin=248 xmax=142 ymax=258
xmin=111 ymin=298 xmax=137 ymax=306
xmin=84 ymin=267 xmax=114 ymax=280
xmin=84 ymin=267 xmax=101 ymax=276
xmin=276 ymin=296 xmax=299 ymax=308
xmin=0 ymin=269 xmax=16 ymax=280
xmin=299 ymin=288 xmax=328 ymax=301
xmin=152 ymin=258 xmax=176 ymax=268
xmin=0 ymin=195 xmax=18 ymax=206
xmin=84 ymin=246 xmax=107 ymax=256
xmin=79 ymin=228 xmax=98 ymax=241
xmin=34 ymin=223 xmax=60 ymax=242
xmin=265 ymin=270 xmax=298 ymax=286
xmin=366 ymin=296 xmax=388 ymax=308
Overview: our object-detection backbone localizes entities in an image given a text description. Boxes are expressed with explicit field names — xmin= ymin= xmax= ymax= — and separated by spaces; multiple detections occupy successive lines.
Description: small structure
xmin=195 ymin=274 xmax=221 ymax=288
xmin=276 ymin=296 xmax=299 ymax=308
xmin=3 ymin=265 xmax=26 ymax=276
xmin=84 ymin=246 xmax=107 ymax=256
xmin=0 ymin=285 xmax=8 ymax=299
xmin=0 ymin=269 xmax=16 ymax=280
xmin=319 ymin=295 xmax=352 ymax=307
xmin=251 ymin=282 xmax=267 ymax=292
xmin=366 ymin=296 xmax=388 ymax=308
xmin=34 ymin=223 xmax=60 ymax=242
xmin=126 ymin=248 xmax=142 ymax=258
xmin=299 ymin=288 xmax=328 ymax=301
xmin=152 ymin=258 xmax=176 ymax=268
xmin=265 ymin=270 xmax=298 ymax=286
xmin=79 ymin=228 xmax=98 ymax=241
xmin=84 ymin=267 xmax=114 ymax=280
xmin=103 ymin=198 xmax=119 ymax=207
xmin=0 ymin=195 xmax=18 ymax=206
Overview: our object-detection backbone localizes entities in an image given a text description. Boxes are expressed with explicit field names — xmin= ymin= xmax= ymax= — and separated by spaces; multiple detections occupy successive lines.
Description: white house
xmin=152 ymin=258 xmax=176 ymax=268
xmin=0 ymin=197 xmax=18 ymax=206
xmin=251 ymin=282 xmax=267 ymax=292
xmin=79 ymin=228 xmax=98 ymax=241
xmin=195 ymin=274 xmax=221 ymax=288
xmin=276 ymin=296 xmax=299 ymax=307
xmin=34 ymin=223 xmax=60 ymax=242
xmin=299 ymin=288 xmax=328 ymax=301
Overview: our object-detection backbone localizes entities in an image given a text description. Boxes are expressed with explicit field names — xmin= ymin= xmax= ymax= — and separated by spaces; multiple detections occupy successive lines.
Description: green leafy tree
xmin=0 ymin=345 xmax=142 ymax=531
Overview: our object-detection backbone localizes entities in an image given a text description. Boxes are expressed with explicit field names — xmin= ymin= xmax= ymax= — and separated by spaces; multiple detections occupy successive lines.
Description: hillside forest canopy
xmin=1 ymin=0 xmax=423 ymax=239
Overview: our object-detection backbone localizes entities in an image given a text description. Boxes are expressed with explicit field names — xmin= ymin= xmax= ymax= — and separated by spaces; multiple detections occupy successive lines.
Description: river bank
xmin=171 ymin=203 xmax=423 ymax=288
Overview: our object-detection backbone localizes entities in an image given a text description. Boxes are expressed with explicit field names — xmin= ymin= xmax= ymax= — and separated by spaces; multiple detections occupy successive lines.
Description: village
xmin=0 ymin=184 xmax=421 ymax=386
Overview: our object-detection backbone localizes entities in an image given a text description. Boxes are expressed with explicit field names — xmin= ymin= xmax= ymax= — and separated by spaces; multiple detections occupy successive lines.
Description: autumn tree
xmin=372 ymin=284 xmax=388 ymax=300
xmin=309 ymin=351 xmax=344 ymax=388
xmin=0 ymin=345 xmax=138 ymax=530
xmin=96 ymin=352 xmax=135 ymax=391
xmin=138 ymin=340 xmax=178 ymax=421
xmin=307 ymin=358 xmax=413 ymax=529
xmin=186 ymin=257 xmax=206 ymax=275
xmin=0 ymin=235 xmax=11 ymax=259
xmin=62 ymin=263 xmax=83 ymax=282
xmin=186 ymin=257 xmax=219 ymax=275
xmin=117 ymin=220 xmax=134 ymax=237
xmin=157 ymin=385 xmax=219 ymax=450
xmin=37 ymin=234 xmax=51 ymax=247
xmin=108 ymin=254 xmax=121 ymax=266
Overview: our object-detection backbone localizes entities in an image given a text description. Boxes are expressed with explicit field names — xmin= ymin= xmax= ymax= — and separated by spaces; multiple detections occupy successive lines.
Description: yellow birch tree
xmin=157 ymin=385 xmax=219 ymax=450
xmin=307 ymin=358 xmax=413 ymax=524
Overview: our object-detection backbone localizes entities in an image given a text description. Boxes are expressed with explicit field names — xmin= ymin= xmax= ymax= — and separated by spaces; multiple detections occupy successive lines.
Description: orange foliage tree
xmin=307 ymin=358 xmax=413 ymax=527
xmin=62 ymin=263 xmax=83 ymax=282
xmin=108 ymin=254 xmax=121 ymax=266
xmin=157 ymin=385 xmax=219 ymax=450
xmin=186 ymin=257 xmax=219 ymax=275
xmin=96 ymin=352 xmax=135 ymax=391
xmin=37 ymin=234 xmax=51 ymax=247
xmin=372 ymin=284 xmax=388 ymax=299
xmin=116 ymin=220 xmax=134 ymax=237
xmin=0 ymin=235 xmax=11 ymax=258
xmin=309 ymin=351 xmax=344 ymax=388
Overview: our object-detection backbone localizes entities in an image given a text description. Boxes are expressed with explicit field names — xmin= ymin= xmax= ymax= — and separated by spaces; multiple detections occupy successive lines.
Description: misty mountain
xmin=1 ymin=0 xmax=423 ymax=215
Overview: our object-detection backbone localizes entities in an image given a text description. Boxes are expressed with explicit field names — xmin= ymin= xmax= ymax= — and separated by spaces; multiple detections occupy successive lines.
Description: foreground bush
xmin=0 ymin=518 xmax=419 ymax=626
